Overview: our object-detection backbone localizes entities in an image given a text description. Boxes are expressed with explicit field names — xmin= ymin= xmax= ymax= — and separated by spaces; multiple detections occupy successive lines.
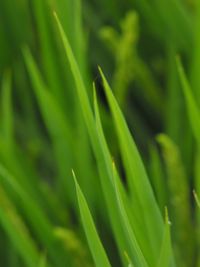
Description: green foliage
xmin=0 ymin=1 xmax=199 ymax=267
xmin=73 ymin=171 xmax=111 ymax=267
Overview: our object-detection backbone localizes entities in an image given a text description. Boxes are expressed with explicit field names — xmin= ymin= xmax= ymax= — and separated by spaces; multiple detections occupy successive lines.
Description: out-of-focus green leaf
xmin=23 ymin=47 xmax=75 ymax=204
xmin=177 ymin=57 xmax=200 ymax=147
xmin=0 ymin=164 xmax=68 ymax=266
xmin=157 ymin=134 xmax=194 ymax=267
xmin=0 ymin=186 xmax=39 ymax=267
xmin=148 ymin=144 xmax=166 ymax=211
xmin=1 ymin=70 xmax=13 ymax=150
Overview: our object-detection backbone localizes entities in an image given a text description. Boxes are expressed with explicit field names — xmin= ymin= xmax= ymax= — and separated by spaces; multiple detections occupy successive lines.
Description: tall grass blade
xmin=98 ymin=67 xmax=163 ymax=265
xmin=72 ymin=171 xmax=111 ymax=267
xmin=94 ymin=86 xmax=150 ymax=265
xmin=111 ymin=162 xmax=149 ymax=267
xmin=54 ymin=13 xmax=130 ymax=260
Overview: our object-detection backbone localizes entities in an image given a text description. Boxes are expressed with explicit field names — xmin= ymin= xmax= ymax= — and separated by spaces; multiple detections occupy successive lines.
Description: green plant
xmin=0 ymin=0 xmax=200 ymax=267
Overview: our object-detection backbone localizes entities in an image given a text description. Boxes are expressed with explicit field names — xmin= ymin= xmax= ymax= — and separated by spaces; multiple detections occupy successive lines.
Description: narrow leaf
xmin=99 ymin=66 xmax=163 ymax=265
xmin=72 ymin=171 xmax=111 ymax=267
xmin=157 ymin=208 xmax=173 ymax=267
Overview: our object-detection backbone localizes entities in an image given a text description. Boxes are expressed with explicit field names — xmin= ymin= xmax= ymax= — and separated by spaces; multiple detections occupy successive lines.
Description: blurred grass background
xmin=0 ymin=0 xmax=200 ymax=266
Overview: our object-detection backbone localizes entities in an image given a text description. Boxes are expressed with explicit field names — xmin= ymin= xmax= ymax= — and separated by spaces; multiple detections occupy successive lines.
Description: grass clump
xmin=0 ymin=1 xmax=200 ymax=267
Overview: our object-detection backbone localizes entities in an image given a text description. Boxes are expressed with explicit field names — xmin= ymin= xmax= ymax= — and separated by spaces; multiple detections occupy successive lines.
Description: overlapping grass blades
xmin=0 ymin=186 xmax=39 ymax=267
xmin=98 ymin=67 xmax=164 ymax=265
xmin=54 ymin=13 xmax=135 ymax=265
xmin=54 ymin=13 xmax=175 ymax=267
xmin=0 ymin=164 xmax=69 ymax=266
xmin=23 ymin=47 xmax=74 ymax=204
xmin=93 ymin=87 xmax=149 ymax=266
xmin=0 ymin=1 xmax=199 ymax=266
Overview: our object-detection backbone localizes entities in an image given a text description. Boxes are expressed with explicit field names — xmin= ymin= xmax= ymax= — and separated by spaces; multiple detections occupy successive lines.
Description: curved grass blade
xmin=53 ymin=13 xmax=97 ymax=148
xmin=98 ymin=67 xmax=163 ymax=265
xmin=54 ymin=12 xmax=130 ymax=259
xmin=111 ymin=162 xmax=149 ymax=267
xmin=72 ymin=171 xmax=111 ymax=267
xmin=94 ymin=86 xmax=149 ymax=266
xmin=54 ymin=14 xmax=166 ymax=266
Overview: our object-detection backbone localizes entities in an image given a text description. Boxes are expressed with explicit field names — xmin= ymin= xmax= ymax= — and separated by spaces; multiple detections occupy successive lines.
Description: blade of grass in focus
xmin=99 ymin=67 xmax=164 ymax=266
xmin=54 ymin=14 xmax=138 ymax=263
xmin=72 ymin=171 xmax=111 ymax=267
xmin=94 ymin=85 xmax=148 ymax=265
xmin=111 ymin=162 xmax=149 ymax=267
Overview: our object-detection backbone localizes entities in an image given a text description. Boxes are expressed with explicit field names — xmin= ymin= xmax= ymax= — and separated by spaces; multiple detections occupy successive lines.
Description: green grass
xmin=0 ymin=0 xmax=200 ymax=266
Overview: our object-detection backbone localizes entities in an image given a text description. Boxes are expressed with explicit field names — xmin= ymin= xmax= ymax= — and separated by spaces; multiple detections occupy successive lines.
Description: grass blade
xmin=157 ymin=208 xmax=173 ymax=267
xmin=54 ymin=13 xmax=130 ymax=259
xmin=94 ymin=85 xmax=149 ymax=265
xmin=98 ymin=66 xmax=163 ymax=266
xmin=111 ymin=162 xmax=149 ymax=267
xmin=72 ymin=171 xmax=111 ymax=267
